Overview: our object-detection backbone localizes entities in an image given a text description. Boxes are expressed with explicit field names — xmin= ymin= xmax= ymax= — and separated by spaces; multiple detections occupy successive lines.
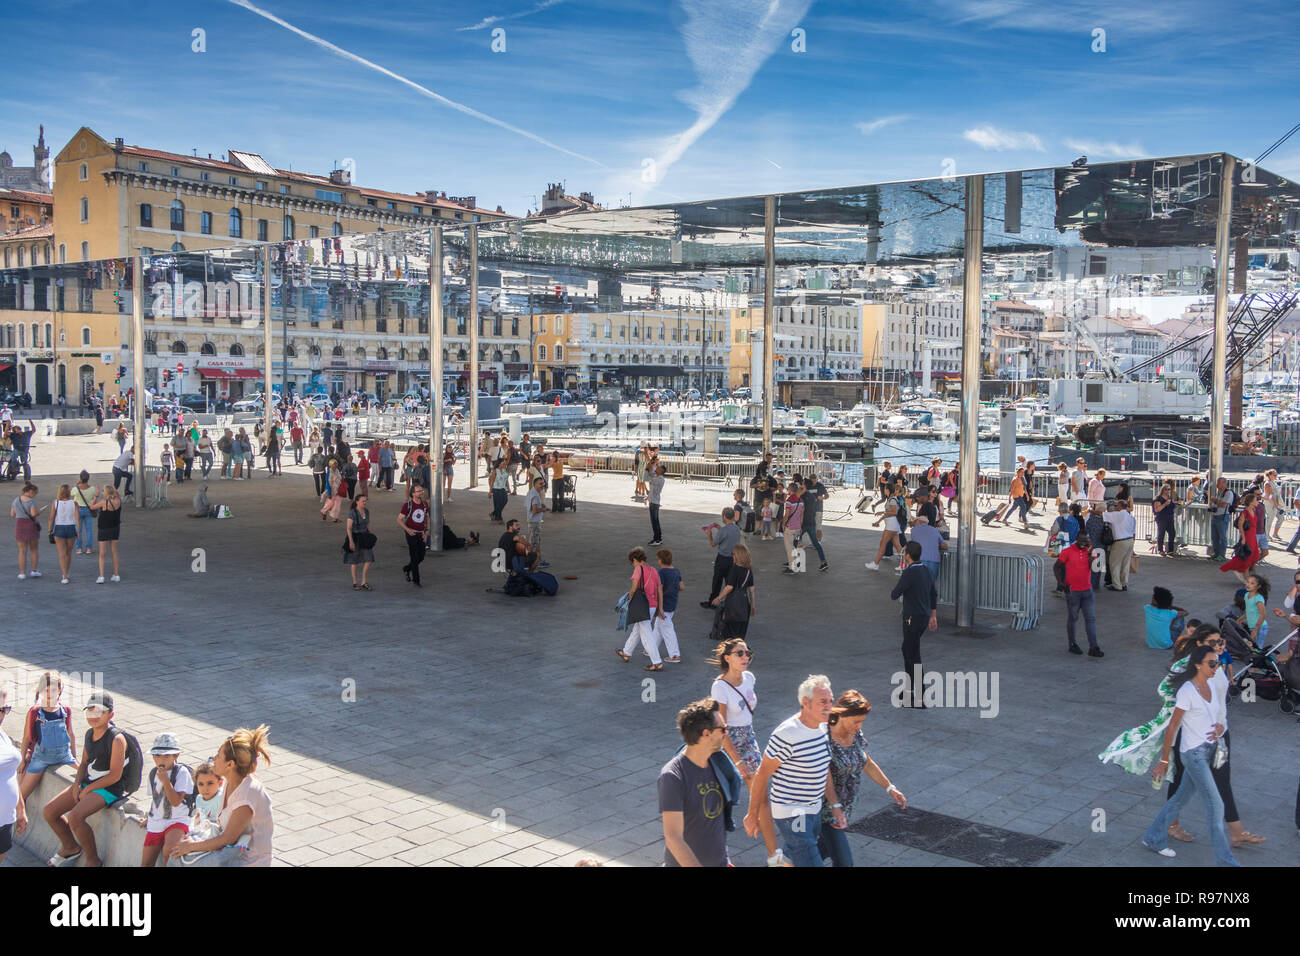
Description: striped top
xmin=763 ymin=714 xmax=830 ymax=819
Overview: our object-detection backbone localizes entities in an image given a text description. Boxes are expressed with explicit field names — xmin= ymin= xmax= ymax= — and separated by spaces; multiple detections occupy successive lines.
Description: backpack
xmin=110 ymin=724 xmax=146 ymax=797
xmin=148 ymin=762 xmax=199 ymax=815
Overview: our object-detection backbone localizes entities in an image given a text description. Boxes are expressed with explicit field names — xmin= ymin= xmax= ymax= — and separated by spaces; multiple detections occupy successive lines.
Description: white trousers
xmin=623 ymin=612 xmax=661 ymax=665
xmin=656 ymin=610 xmax=681 ymax=659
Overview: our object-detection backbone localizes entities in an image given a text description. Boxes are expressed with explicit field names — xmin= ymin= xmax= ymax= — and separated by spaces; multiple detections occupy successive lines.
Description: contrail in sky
xmin=227 ymin=0 xmax=603 ymax=166
xmin=459 ymin=0 xmax=566 ymax=31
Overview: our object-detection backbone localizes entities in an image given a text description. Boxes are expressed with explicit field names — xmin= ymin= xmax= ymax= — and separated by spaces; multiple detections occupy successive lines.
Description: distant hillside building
xmin=0 ymin=126 xmax=51 ymax=193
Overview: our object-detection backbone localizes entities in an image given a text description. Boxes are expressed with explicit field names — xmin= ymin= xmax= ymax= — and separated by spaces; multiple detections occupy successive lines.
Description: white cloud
xmin=1063 ymin=138 xmax=1148 ymax=159
xmin=963 ymin=125 xmax=1045 ymax=151
xmin=226 ymin=0 xmax=601 ymax=166
xmin=458 ymin=0 xmax=566 ymax=32
xmin=648 ymin=0 xmax=815 ymax=184
xmin=855 ymin=115 xmax=909 ymax=135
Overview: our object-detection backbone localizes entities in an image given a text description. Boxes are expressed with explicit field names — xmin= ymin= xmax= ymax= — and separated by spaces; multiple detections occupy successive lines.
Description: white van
xmin=502 ymin=380 xmax=541 ymax=402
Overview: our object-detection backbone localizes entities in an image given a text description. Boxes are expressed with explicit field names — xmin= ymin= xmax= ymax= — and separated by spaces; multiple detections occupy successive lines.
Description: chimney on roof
xmin=330 ymin=167 xmax=352 ymax=186
xmin=114 ymin=138 xmax=124 ymax=150
xmin=578 ymin=191 xmax=595 ymax=205
xmin=424 ymin=190 xmax=438 ymax=203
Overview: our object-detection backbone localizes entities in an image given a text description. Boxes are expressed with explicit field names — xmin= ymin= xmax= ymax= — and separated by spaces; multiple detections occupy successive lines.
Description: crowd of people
xmin=0 ymin=673 xmax=273 ymax=867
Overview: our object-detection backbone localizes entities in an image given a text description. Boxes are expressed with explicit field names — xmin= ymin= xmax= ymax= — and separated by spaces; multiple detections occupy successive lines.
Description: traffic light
xmin=161 ymin=369 xmax=169 ymax=385
xmin=115 ymin=365 xmax=124 ymax=385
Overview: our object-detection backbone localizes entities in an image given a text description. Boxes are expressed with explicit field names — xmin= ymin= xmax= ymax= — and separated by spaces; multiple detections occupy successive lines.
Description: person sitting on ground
xmin=442 ymin=524 xmax=480 ymax=551
xmin=1144 ymin=586 xmax=1187 ymax=650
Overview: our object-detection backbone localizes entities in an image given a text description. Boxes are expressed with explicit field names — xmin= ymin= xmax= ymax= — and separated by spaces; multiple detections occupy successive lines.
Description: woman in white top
xmin=709 ymin=638 xmax=784 ymax=866
xmin=1142 ymin=646 xmax=1240 ymax=866
xmin=1055 ymin=463 xmax=1070 ymax=508
xmin=167 ymin=724 xmax=273 ymax=866
xmin=50 ymin=484 xmax=78 ymax=584
xmin=865 ymin=480 xmax=903 ymax=571
xmin=0 ymin=685 xmax=30 ymax=864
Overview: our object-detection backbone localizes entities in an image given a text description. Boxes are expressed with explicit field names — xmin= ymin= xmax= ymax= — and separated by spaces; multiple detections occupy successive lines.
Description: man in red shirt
xmin=289 ymin=423 xmax=305 ymax=464
xmin=1056 ymin=534 xmax=1103 ymax=657
xmin=398 ymin=485 xmax=431 ymax=587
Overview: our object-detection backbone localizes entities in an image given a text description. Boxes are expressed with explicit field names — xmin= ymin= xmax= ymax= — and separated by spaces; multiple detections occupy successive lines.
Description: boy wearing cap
xmin=42 ymin=692 xmax=127 ymax=867
xmin=141 ymin=732 xmax=193 ymax=867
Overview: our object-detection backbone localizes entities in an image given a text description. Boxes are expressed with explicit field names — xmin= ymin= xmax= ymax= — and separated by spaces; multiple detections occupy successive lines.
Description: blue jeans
xmin=1066 ymin=588 xmax=1098 ymax=649
xmin=1288 ymin=523 xmax=1300 ymax=552
xmin=817 ymin=819 xmax=853 ymax=867
xmin=774 ymin=812 xmax=823 ymax=867
xmin=75 ymin=506 xmax=94 ymax=550
xmin=1143 ymin=743 xmax=1240 ymax=866
xmin=923 ymin=560 xmax=941 ymax=581
xmin=1212 ymin=513 xmax=1230 ymax=556
xmin=797 ymin=528 xmax=826 ymax=563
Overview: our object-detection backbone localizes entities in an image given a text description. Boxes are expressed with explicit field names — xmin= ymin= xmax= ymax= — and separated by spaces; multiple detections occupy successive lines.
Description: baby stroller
xmin=1222 ymin=615 xmax=1298 ymax=712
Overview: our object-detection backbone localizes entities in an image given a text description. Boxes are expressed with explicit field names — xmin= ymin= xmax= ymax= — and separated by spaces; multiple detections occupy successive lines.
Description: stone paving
xmin=1 ymin=427 xmax=1297 ymax=866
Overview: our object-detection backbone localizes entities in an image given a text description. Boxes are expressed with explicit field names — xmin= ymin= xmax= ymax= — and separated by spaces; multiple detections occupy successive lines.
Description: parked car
xmin=176 ymin=393 xmax=209 ymax=412
xmin=538 ymin=389 xmax=572 ymax=405
xmin=232 ymin=396 xmax=264 ymax=412
xmin=0 ymin=391 xmax=32 ymax=409
xmin=732 ymin=387 xmax=752 ymax=400
xmin=682 ymin=388 xmax=702 ymax=401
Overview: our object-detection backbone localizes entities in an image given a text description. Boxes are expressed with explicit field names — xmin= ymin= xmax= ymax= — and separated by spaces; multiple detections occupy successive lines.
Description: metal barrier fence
xmin=934 ymin=547 xmax=1044 ymax=631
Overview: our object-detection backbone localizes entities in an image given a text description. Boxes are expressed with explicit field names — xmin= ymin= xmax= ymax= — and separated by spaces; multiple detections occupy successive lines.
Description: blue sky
xmin=2 ymin=0 xmax=1297 ymax=215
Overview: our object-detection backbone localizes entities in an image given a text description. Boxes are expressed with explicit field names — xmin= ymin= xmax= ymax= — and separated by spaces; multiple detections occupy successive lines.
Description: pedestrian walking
xmin=11 ymin=482 xmax=42 ymax=579
xmin=647 ymin=463 xmax=665 ymax=546
xmin=1220 ymin=490 xmax=1261 ymax=581
xmin=658 ymin=698 xmax=731 ymax=867
xmin=712 ymin=542 xmax=755 ymax=639
xmin=654 ymin=549 xmax=683 ymax=664
xmin=1141 ymin=646 xmax=1240 ymax=866
xmin=701 ymin=508 xmax=740 ymax=607
xmin=50 ymin=484 xmax=78 ymax=584
xmin=1153 ymin=480 xmax=1178 ymax=555
xmin=616 ymin=546 xmax=664 ymax=671
xmin=490 ymin=459 xmax=510 ymax=523
xmin=73 ymin=471 xmax=95 ymax=555
xmin=744 ymin=675 xmax=835 ymax=867
xmin=818 ymin=690 xmax=907 ymax=867
xmin=1104 ymin=498 xmax=1136 ymax=591
xmin=89 ymin=485 xmax=122 ymax=583
xmin=344 ymin=494 xmax=376 ymax=591
xmin=398 ymin=485 xmax=431 ymax=587
xmin=309 ymin=446 xmax=328 ymax=497
xmin=797 ymin=478 xmax=829 ymax=571
xmin=890 ymin=541 xmax=938 ymax=708
xmin=1057 ymin=533 xmax=1104 ymax=657
xmin=865 ymin=480 xmax=904 ymax=570
xmin=443 ymin=444 xmax=456 ymax=502
xmin=710 ymin=637 xmax=783 ymax=865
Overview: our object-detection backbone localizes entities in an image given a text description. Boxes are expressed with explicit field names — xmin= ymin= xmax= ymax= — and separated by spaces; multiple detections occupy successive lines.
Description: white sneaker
xmin=29 ymin=569 xmax=41 ymax=577
xmin=96 ymin=576 xmax=105 ymax=584
xmin=865 ymin=562 xmax=879 ymax=570
xmin=111 ymin=575 xmax=120 ymax=582
xmin=766 ymin=849 xmax=789 ymax=867
xmin=61 ymin=577 xmax=68 ymax=584
xmin=17 ymin=573 xmax=25 ymax=580
xmin=1142 ymin=840 xmax=1176 ymax=858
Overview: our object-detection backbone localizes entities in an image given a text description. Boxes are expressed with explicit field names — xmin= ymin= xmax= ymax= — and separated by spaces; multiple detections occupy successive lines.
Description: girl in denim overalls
xmin=18 ymin=671 xmax=77 ymax=803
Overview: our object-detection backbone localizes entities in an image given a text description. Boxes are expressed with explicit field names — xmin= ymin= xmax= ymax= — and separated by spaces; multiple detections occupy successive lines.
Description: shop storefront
xmin=366 ymin=360 xmax=397 ymax=401
xmin=0 ymin=353 xmax=17 ymax=393
xmin=197 ymin=361 xmax=263 ymax=402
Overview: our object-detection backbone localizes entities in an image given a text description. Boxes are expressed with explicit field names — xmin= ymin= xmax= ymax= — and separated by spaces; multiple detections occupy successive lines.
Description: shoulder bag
xmin=723 ymin=570 xmax=752 ymax=623
xmin=626 ymin=565 xmax=651 ymax=626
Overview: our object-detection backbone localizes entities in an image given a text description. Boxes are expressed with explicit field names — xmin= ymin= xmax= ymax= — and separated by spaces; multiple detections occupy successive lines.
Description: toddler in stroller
xmin=1220 ymin=613 xmax=1300 ymax=713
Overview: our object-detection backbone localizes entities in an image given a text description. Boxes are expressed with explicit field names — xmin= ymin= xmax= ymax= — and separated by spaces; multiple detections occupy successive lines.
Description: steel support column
xmin=428 ymin=227 xmax=444 ymax=551
xmin=1210 ymin=155 xmax=1236 ymax=482
xmin=762 ymin=195 xmax=775 ymax=455
xmin=468 ymin=223 xmax=480 ymax=489
xmin=956 ymin=175 xmax=984 ymax=628
xmin=263 ymin=246 xmax=274 ymax=446
xmin=131 ymin=255 xmax=146 ymax=508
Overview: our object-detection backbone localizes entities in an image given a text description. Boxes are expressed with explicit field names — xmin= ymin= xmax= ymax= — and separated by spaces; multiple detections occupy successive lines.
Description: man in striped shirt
xmin=744 ymin=675 xmax=840 ymax=867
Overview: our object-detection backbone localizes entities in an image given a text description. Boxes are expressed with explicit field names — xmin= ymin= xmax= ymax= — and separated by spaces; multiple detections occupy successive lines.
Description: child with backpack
xmin=17 ymin=671 xmax=77 ymax=805
xmin=42 ymin=691 xmax=142 ymax=867
xmin=140 ymin=733 xmax=196 ymax=867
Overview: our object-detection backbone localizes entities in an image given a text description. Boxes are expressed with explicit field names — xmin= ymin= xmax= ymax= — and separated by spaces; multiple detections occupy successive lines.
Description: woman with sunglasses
xmin=1103 ymin=626 xmax=1261 ymax=850
xmin=709 ymin=638 xmax=782 ymax=866
xmin=818 ymin=690 xmax=906 ymax=868
xmin=1141 ymin=646 xmax=1241 ymax=865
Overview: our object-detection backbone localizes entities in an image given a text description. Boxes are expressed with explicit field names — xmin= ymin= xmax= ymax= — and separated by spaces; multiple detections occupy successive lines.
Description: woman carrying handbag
xmin=713 ymin=543 xmax=756 ymax=639
xmin=616 ymin=547 xmax=663 ymax=671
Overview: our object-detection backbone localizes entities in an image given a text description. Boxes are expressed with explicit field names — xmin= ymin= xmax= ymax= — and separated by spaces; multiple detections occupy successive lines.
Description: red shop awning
xmin=198 ymin=367 xmax=264 ymax=380
xmin=0 ymin=364 xmax=12 ymax=372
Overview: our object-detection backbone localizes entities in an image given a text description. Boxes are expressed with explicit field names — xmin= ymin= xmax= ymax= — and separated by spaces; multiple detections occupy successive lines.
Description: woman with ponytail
xmin=167 ymin=724 xmax=273 ymax=866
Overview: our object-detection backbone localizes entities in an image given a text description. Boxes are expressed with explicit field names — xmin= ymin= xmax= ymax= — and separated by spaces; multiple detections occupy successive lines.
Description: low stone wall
xmin=14 ymin=763 xmax=148 ymax=867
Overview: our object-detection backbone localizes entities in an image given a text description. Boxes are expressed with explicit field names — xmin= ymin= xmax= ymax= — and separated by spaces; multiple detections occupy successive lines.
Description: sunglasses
xmin=0 ymin=705 xmax=11 ymax=716
xmin=730 ymin=649 xmax=754 ymax=658
xmin=1205 ymin=659 xmax=1221 ymax=669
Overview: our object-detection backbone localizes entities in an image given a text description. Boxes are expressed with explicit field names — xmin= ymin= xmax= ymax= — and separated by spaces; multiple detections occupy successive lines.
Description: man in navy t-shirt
xmin=658 ymin=698 xmax=729 ymax=866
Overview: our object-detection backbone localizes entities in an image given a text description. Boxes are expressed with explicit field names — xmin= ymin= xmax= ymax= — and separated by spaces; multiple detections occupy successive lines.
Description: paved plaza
xmin=2 ymin=428 xmax=1297 ymax=867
